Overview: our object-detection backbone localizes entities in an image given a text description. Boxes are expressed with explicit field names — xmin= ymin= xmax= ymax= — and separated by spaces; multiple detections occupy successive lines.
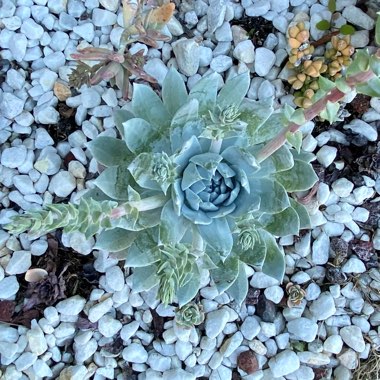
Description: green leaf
xmin=319 ymin=101 xmax=340 ymax=123
xmin=318 ymin=76 xmax=336 ymax=92
xmin=95 ymin=164 xmax=136 ymax=200
xmin=290 ymin=198 xmax=311 ymax=230
xmin=290 ymin=149 xmax=315 ymax=163
xmin=316 ymin=20 xmax=331 ymax=31
xmin=177 ymin=266 xmax=201 ymax=307
xmin=114 ymin=109 xmax=134 ymax=138
xmin=198 ymin=217 xmax=233 ymax=259
xmin=217 ymin=71 xmax=250 ymax=109
xmin=274 ymin=160 xmax=318 ymax=192
xmin=132 ymin=265 xmax=159 ymax=292
xmin=340 ymin=24 xmax=356 ymax=35
xmin=369 ymin=53 xmax=380 ymax=76
xmin=260 ymin=207 xmax=300 ymax=237
xmin=87 ymin=136 xmax=132 ymax=167
xmin=237 ymin=233 xmax=267 ymax=267
xmin=162 ymin=67 xmax=188 ymax=115
xmin=159 ymin=201 xmax=189 ymax=244
xmin=210 ymin=254 xmax=239 ymax=293
xmin=125 ymin=229 xmax=159 ymax=267
xmin=95 ymin=228 xmax=137 ymax=251
xmin=128 ymin=153 xmax=160 ymax=191
xmin=253 ymin=178 xmax=290 ymax=214
xmin=346 ymin=49 xmax=370 ymax=76
xmin=259 ymin=230 xmax=285 ymax=282
xmin=328 ymin=0 xmax=336 ymax=12
xmin=335 ymin=78 xmax=353 ymax=94
xmin=226 ymin=261 xmax=248 ymax=306
xmin=356 ymin=77 xmax=380 ymax=97
xmin=376 ymin=12 xmax=380 ymax=46
xmin=123 ymin=118 xmax=157 ymax=154
xmin=132 ymin=83 xmax=171 ymax=129
xmin=171 ymin=99 xmax=199 ymax=128
xmin=286 ymin=131 xmax=303 ymax=153
xmin=248 ymin=112 xmax=287 ymax=145
xmin=189 ymin=72 xmax=220 ymax=114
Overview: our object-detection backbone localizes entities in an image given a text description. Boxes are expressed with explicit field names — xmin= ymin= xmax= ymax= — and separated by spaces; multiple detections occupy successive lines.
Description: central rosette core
xmin=179 ymin=152 xmax=242 ymax=222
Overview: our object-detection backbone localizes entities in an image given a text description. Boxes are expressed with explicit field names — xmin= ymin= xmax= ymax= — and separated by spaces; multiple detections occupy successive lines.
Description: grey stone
xmin=254 ymin=47 xmax=276 ymax=77
xmin=342 ymin=6 xmax=375 ymax=30
xmin=56 ymin=295 xmax=86 ymax=315
xmin=264 ymin=286 xmax=284 ymax=304
xmin=220 ymin=331 xmax=243 ymax=357
xmin=105 ymin=265 xmax=124 ymax=292
xmin=297 ymin=351 xmax=330 ymax=365
xmin=98 ymin=315 xmax=122 ymax=337
xmin=6 ymin=251 xmax=31 ymax=275
xmin=312 ymin=232 xmax=330 ymax=265
xmin=342 ymin=257 xmax=366 ymax=274
xmin=287 ymin=318 xmax=318 ymax=342
xmin=250 ymin=272 xmax=280 ymax=288
xmin=13 ymin=175 xmax=34 ymax=195
xmin=332 ymin=178 xmax=354 ymax=197
xmin=162 ymin=368 xmax=195 ymax=380
xmin=88 ymin=297 xmax=113 ymax=323
xmin=34 ymin=147 xmax=61 ymax=175
xmin=324 ymin=334 xmax=343 ymax=354
xmin=73 ymin=23 xmax=95 ymax=42
xmin=210 ymin=55 xmax=232 ymax=73
xmin=33 ymin=359 xmax=53 ymax=378
xmin=245 ymin=0 xmax=270 ymax=17
xmin=15 ymin=352 xmax=37 ymax=371
xmin=207 ymin=0 xmax=226 ymax=33
xmin=6 ymin=69 xmax=25 ymax=90
xmin=215 ymin=22 xmax=232 ymax=42
xmin=27 ymin=320 xmax=48 ymax=356
xmin=143 ymin=58 xmax=169 ymax=85
xmin=233 ymin=40 xmax=255 ymax=64
xmin=316 ymin=146 xmax=337 ymax=167
xmin=43 ymin=52 xmax=66 ymax=72
xmin=310 ymin=292 xmax=336 ymax=321
xmin=269 ymin=350 xmax=300 ymax=378
xmin=49 ymin=171 xmax=76 ymax=197
xmin=21 ymin=18 xmax=44 ymax=39
xmin=35 ymin=128 xmax=54 ymax=149
xmin=340 ymin=326 xmax=365 ymax=352
xmin=205 ymin=308 xmax=230 ymax=339
xmin=10 ymin=32 xmax=27 ymax=62
xmin=74 ymin=338 xmax=98 ymax=363
xmin=172 ymin=38 xmax=200 ymax=76
xmin=147 ymin=352 xmax=171 ymax=371
xmin=344 ymin=119 xmax=377 ymax=141
xmin=0 ymin=92 xmax=25 ymax=119
xmin=81 ymin=88 xmax=101 ymax=109
xmin=122 ymin=343 xmax=148 ymax=363
xmin=49 ymin=31 xmax=69 ymax=52
xmin=92 ymin=8 xmax=117 ymax=26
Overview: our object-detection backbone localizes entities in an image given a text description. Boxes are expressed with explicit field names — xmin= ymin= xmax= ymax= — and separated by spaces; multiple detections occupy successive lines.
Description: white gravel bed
xmin=0 ymin=0 xmax=380 ymax=379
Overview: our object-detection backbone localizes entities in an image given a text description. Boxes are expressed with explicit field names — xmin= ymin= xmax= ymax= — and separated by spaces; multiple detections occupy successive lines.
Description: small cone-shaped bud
xmin=302 ymin=98 xmax=313 ymax=108
xmin=289 ymin=38 xmax=301 ymax=49
xmin=297 ymin=51 xmax=305 ymax=59
xmin=297 ymin=22 xmax=305 ymax=31
xmin=288 ymin=25 xmax=300 ymax=38
xmin=321 ymin=64 xmax=328 ymax=73
xmin=329 ymin=67 xmax=340 ymax=76
xmin=288 ymin=55 xmax=298 ymax=64
xmin=331 ymin=35 xmax=339 ymax=50
xmin=288 ymin=75 xmax=298 ymax=84
xmin=304 ymin=89 xmax=314 ymax=99
xmin=291 ymin=48 xmax=299 ymax=55
xmin=336 ymin=39 xmax=348 ymax=51
xmin=296 ymin=30 xmax=309 ymax=43
xmin=305 ymin=65 xmax=319 ymax=78
xmin=325 ymin=48 xmax=337 ymax=59
xmin=294 ymin=97 xmax=304 ymax=108
xmin=309 ymin=80 xmax=319 ymax=90
xmin=313 ymin=60 xmax=323 ymax=71
xmin=341 ymin=46 xmax=355 ymax=57
xmin=303 ymin=60 xmax=312 ymax=69
xmin=330 ymin=60 xmax=341 ymax=69
xmin=297 ymin=73 xmax=307 ymax=82
xmin=292 ymin=79 xmax=304 ymax=90
xmin=342 ymin=35 xmax=351 ymax=44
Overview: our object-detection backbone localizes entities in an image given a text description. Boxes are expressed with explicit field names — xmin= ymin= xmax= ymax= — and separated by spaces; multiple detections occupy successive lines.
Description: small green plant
xmin=68 ymin=0 xmax=174 ymax=99
xmin=5 ymin=46 xmax=380 ymax=306
xmin=175 ymin=303 xmax=204 ymax=328
xmin=316 ymin=0 xmax=356 ymax=36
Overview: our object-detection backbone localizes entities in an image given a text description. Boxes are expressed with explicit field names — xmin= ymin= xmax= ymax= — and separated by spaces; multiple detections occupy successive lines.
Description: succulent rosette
xmin=6 ymin=68 xmax=318 ymax=306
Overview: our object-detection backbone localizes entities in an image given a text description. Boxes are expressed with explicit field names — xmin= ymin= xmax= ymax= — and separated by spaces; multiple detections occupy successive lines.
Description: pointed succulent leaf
xmin=87 ymin=136 xmax=132 ymax=167
xmin=319 ymin=101 xmax=340 ymax=123
xmin=197 ymin=217 xmax=233 ymax=259
xmin=217 ymin=71 xmax=250 ymax=109
xmin=356 ymin=77 xmax=380 ymax=97
xmin=248 ymin=112 xmax=287 ymax=145
xmin=128 ymin=153 xmax=161 ymax=191
xmin=318 ymin=76 xmax=336 ymax=92
xmin=95 ymin=228 xmax=137 ymax=251
xmin=177 ymin=266 xmax=201 ymax=307
xmin=95 ymin=165 xmax=136 ymax=200
xmin=210 ymin=254 xmax=239 ymax=293
xmin=335 ymin=78 xmax=353 ymax=94
xmin=114 ymin=109 xmax=135 ymax=138
xmin=132 ymin=265 xmax=159 ymax=292
xmin=259 ymin=229 xmax=285 ymax=282
xmin=236 ymin=230 xmax=267 ymax=267
xmin=376 ymin=13 xmax=380 ymax=45
xmin=286 ymin=131 xmax=303 ymax=153
xmin=162 ymin=67 xmax=188 ymax=115
xmin=274 ymin=160 xmax=318 ymax=192
xmin=143 ymin=3 xmax=175 ymax=30
xmin=290 ymin=198 xmax=311 ymax=229
xmin=290 ymin=149 xmax=315 ymax=163
xmin=159 ymin=201 xmax=189 ymax=244
xmin=369 ymin=53 xmax=380 ymax=76
xmin=259 ymin=207 xmax=300 ymax=237
xmin=188 ymin=72 xmax=220 ymax=114
xmin=171 ymin=99 xmax=199 ymax=128
xmin=346 ymin=49 xmax=370 ymax=76
xmin=125 ymin=232 xmax=159 ymax=267
xmin=132 ymin=83 xmax=171 ymax=128
xmin=226 ymin=261 xmax=248 ymax=306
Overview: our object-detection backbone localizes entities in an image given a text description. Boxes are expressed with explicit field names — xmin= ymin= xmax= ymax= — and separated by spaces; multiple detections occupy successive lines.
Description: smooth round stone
xmin=264 ymin=286 xmax=284 ymax=304
xmin=287 ymin=318 xmax=318 ymax=342
xmin=172 ymin=38 xmax=200 ymax=76
xmin=254 ymin=47 xmax=276 ymax=77
xmin=120 ymin=321 xmax=140 ymax=341
xmin=105 ymin=266 xmax=125 ymax=292
xmin=88 ymin=298 xmax=113 ymax=323
xmin=316 ymin=146 xmax=337 ymax=167
xmin=309 ymin=292 xmax=336 ymax=321
xmin=6 ymin=250 xmax=32 ymax=275
xmin=341 ymin=257 xmax=366 ymax=274
xmin=15 ymin=352 xmax=37 ymax=371
xmin=73 ymin=23 xmax=95 ymax=42
xmin=13 ymin=175 xmax=35 ymax=195
xmin=0 ymin=92 xmax=25 ymax=119
xmin=10 ymin=33 xmax=28 ymax=61
xmin=332 ymin=178 xmax=354 ymax=198
xmin=35 ymin=128 xmax=54 ymax=149
xmin=268 ymin=349 xmax=300 ymax=378
xmin=205 ymin=308 xmax=230 ymax=339
xmin=147 ymin=352 xmax=171 ymax=372
xmin=122 ymin=343 xmax=148 ymax=363
xmin=92 ymin=8 xmax=117 ymax=26
xmin=324 ymin=334 xmax=343 ymax=354
xmin=21 ymin=18 xmax=44 ymax=39
xmin=33 ymin=359 xmax=53 ymax=378
xmin=74 ymin=338 xmax=98 ymax=363
xmin=81 ymin=88 xmax=101 ymax=109
xmin=49 ymin=171 xmax=76 ymax=197
xmin=56 ymin=295 xmax=86 ymax=315
xmin=27 ymin=320 xmax=48 ymax=356
xmin=98 ymin=315 xmax=122 ymax=338
xmin=312 ymin=232 xmax=330 ymax=265
xmin=340 ymin=326 xmax=365 ymax=352
xmin=36 ymin=106 xmax=60 ymax=124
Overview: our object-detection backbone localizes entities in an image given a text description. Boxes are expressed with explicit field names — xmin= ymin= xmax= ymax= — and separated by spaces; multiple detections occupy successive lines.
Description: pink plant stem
xmin=256 ymin=69 xmax=375 ymax=163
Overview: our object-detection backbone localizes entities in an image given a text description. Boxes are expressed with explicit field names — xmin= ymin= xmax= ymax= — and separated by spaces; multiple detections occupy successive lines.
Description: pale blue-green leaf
xmin=286 ymin=131 xmax=303 ymax=153
xmin=356 ymin=77 xmax=380 ymax=97
xmin=125 ymin=229 xmax=159 ymax=267
xmin=177 ymin=266 xmax=201 ymax=307
xmin=114 ymin=109 xmax=134 ymax=138
xmin=132 ymin=83 xmax=171 ymax=128
xmin=318 ymin=76 xmax=336 ymax=92
xmin=95 ymin=165 xmax=136 ymax=200
xmin=221 ymin=146 xmax=259 ymax=175
xmin=174 ymin=135 xmax=203 ymax=170
xmin=259 ymin=207 xmax=300 ymax=237
xmin=259 ymin=229 xmax=285 ymax=282
xmin=159 ymin=201 xmax=189 ymax=244
xmin=132 ymin=265 xmax=159 ymax=292
xmin=199 ymin=254 xmax=219 ymax=270
xmin=240 ymin=98 xmax=274 ymax=139
xmin=226 ymin=261 xmax=248 ymax=306
xmin=370 ymin=53 xmax=380 ymax=76
xmin=190 ymin=152 xmax=222 ymax=172
xmin=210 ymin=254 xmax=239 ymax=293
xmin=290 ymin=149 xmax=315 ymax=163
xmin=236 ymin=234 xmax=267 ymax=267
xmin=290 ymin=198 xmax=311 ymax=229
xmin=87 ymin=136 xmax=132 ymax=167
xmin=248 ymin=112 xmax=287 ymax=145
xmin=81 ymin=187 xmax=113 ymax=202
xmin=198 ymin=217 xmax=233 ymax=258
xmin=217 ymin=71 xmax=250 ymax=109
xmin=289 ymin=109 xmax=306 ymax=125
xmin=346 ymin=49 xmax=370 ymax=76
xmin=319 ymin=101 xmax=340 ymax=123
xmin=231 ymin=183 xmax=261 ymax=216
xmin=335 ymin=77 xmax=353 ymax=93
xmin=128 ymin=153 xmax=161 ymax=191
xmin=251 ymin=145 xmax=294 ymax=177
xmin=376 ymin=12 xmax=380 ymax=45
xmin=111 ymin=204 xmax=139 ymax=231
xmin=136 ymin=207 xmax=162 ymax=229
xmin=123 ymin=118 xmax=157 ymax=154
xmin=274 ymin=160 xmax=318 ymax=192
xmin=162 ymin=67 xmax=188 ymax=115
xmin=188 ymin=72 xmax=219 ymax=114
xmin=171 ymin=99 xmax=199 ymax=129
xmin=252 ymin=178 xmax=290 ymax=214
xmin=94 ymin=228 xmax=137 ymax=251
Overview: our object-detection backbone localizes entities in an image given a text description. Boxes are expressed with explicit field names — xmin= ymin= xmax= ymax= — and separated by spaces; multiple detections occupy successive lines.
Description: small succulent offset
xmin=5 ymin=69 xmax=318 ymax=306
xmin=68 ymin=0 xmax=174 ymax=99
xmin=286 ymin=282 xmax=306 ymax=308
xmin=174 ymin=303 xmax=204 ymax=328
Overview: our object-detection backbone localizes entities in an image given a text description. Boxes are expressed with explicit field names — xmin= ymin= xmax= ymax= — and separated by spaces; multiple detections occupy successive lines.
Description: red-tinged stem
xmin=256 ymin=69 xmax=375 ymax=163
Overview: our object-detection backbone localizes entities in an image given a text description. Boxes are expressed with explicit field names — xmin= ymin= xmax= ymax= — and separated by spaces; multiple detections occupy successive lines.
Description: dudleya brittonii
xmin=5 ymin=68 xmax=318 ymax=306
